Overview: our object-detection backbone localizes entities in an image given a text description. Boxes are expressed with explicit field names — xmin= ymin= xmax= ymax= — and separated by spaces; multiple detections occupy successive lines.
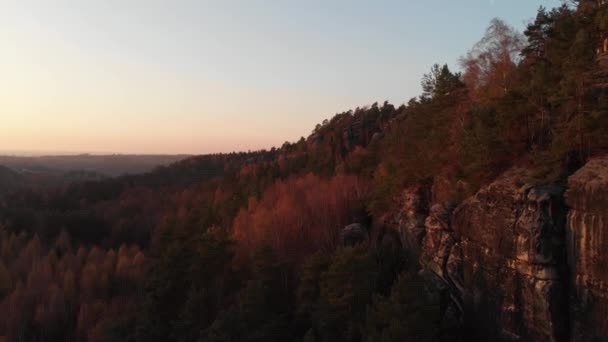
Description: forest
xmin=2 ymin=1 xmax=608 ymax=341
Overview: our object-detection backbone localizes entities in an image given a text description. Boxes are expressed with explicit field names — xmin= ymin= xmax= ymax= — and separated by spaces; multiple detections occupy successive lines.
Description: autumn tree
xmin=460 ymin=18 xmax=525 ymax=102
xmin=232 ymin=173 xmax=370 ymax=263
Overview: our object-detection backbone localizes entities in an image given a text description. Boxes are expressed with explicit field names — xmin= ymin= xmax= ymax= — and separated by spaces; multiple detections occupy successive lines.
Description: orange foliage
xmin=460 ymin=18 xmax=524 ymax=103
xmin=0 ymin=229 xmax=145 ymax=341
xmin=232 ymin=173 xmax=369 ymax=263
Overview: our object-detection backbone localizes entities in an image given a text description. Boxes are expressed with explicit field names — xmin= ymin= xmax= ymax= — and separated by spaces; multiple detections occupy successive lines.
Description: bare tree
xmin=460 ymin=18 xmax=525 ymax=101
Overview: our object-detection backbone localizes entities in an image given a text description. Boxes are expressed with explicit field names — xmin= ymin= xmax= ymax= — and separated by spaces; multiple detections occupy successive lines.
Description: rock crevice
xmin=397 ymin=167 xmax=572 ymax=341
xmin=565 ymin=156 xmax=608 ymax=341
xmin=393 ymin=157 xmax=608 ymax=341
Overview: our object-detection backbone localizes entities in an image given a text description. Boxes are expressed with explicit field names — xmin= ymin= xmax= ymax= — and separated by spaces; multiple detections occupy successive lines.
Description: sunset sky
xmin=1 ymin=0 xmax=556 ymax=155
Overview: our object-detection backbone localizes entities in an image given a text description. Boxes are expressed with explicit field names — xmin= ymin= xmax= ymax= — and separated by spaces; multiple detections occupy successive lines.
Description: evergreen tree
xmin=203 ymin=246 xmax=293 ymax=342
xmin=365 ymin=273 xmax=440 ymax=342
xmin=311 ymin=245 xmax=378 ymax=342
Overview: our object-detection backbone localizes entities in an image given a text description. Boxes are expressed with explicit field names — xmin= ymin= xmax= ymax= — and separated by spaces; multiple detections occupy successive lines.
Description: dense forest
xmin=2 ymin=1 xmax=608 ymax=341
xmin=0 ymin=154 xmax=190 ymax=199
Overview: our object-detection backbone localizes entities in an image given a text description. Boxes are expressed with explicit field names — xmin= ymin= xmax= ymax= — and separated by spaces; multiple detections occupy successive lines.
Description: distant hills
xmin=0 ymin=154 xmax=190 ymax=196
xmin=0 ymin=154 xmax=189 ymax=177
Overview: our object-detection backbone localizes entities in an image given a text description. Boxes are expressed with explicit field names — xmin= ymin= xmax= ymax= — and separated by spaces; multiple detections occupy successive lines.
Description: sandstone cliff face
xmin=397 ymin=168 xmax=570 ymax=341
xmin=394 ymin=158 xmax=608 ymax=341
xmin=566 ymin=156 xmax=608 ymax=341
xmin=396 ymin=186 xmax=430 ymax=260
xmin=452 ymin=169 xmax=568 ymax=341
xmin=419 ymin=202 xmax=464 ymax=331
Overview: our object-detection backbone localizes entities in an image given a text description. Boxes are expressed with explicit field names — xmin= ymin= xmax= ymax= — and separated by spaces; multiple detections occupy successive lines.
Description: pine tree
xmin=365 ymin=273 xmax=440 ymax=342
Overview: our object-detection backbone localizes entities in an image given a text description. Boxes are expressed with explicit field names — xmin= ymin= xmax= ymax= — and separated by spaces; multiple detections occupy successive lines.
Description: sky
xmin=1 ymin=0 xmax=558 ymax=155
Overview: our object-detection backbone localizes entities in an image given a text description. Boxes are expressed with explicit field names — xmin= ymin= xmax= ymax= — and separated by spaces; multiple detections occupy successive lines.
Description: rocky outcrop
xmin=390 ymin=158 xmax=608 ymax=341
xmin=395 ymin=168 xmax=570 ymax=341
xmin=341 ymin=223 xmax=368 ymax=247
xmin=452 ymin=168 xmax=568 ymax=341
xmin=396 ymin=186 xmax=431 ymax=260
xmin=566 ymin=156 xmax=608 ymax=341
xmin=419 ymin=203 xmax=464 ymax=331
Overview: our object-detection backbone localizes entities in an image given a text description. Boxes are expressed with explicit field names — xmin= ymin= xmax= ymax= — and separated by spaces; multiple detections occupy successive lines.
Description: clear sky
xmin=1 ymin=0 xmax=557 ymax=155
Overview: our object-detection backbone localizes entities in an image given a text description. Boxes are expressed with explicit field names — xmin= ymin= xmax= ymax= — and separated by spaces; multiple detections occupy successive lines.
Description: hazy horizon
xmin=0 ymin=149 xmax=193 ymax=157
xmin=2 ymin=0 xmax=556 ymax=154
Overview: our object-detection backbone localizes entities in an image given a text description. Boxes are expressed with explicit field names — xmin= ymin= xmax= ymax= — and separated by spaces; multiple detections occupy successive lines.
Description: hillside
xmin=0 ymin=154 xmax=189 ymax=177
xmin=0 ymin=166 xmax=23 ymax=196
xmin=0 ymin=154 xmax=190 ymax=202
xmin=1 ymin=2 xmax=608 ymax=341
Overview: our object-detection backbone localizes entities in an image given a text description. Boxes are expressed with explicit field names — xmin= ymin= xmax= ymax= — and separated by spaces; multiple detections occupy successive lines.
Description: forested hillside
xmin=2 ymin=1 xmax=608 ymax=341
xmin=0 ymin=154 xmax=191 ymax=200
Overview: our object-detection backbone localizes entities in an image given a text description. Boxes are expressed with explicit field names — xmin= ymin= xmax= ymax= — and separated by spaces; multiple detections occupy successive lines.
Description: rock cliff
xmin=395 ymin=157 xmax=608 ymax=341
xmin=452 ymin=169 xmax=568 ymax=341
xmin=566 ymin=156 xmax=608 ymax=341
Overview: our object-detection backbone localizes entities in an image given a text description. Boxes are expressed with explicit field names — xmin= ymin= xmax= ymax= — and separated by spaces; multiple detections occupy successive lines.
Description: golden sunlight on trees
xmin=460 ymin=18 xmax=525 ymax=103
xmin=0 ymin=227 xmax=145 ymax=341
xmin=232 ymin=174 xmax=370 ymax=262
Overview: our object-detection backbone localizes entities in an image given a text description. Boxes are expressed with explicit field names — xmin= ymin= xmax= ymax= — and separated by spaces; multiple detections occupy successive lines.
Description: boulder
xmin=340 ymin=223 xmax=368 ymax=247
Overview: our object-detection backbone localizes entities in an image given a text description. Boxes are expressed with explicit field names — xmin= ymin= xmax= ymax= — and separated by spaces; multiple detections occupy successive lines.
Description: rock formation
xmin=383 ymin=155 xmax=608 ymax=341
xmin=419 ymin=202 xmax=464 ymax=334
xmin=566 ymin=156 xmax=608 ymax=341
xmin=396 ymin=185 xmax=431 ymax=259
xmin=341 ymin=223 xmax=368 ymax=247
xmin=452 ymin=169 xmax=568 ymax=341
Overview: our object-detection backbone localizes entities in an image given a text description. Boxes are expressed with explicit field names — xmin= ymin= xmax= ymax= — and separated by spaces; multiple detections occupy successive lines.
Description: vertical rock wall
xmin=396 ymin=186 xmax=430 ymax=260
xmin=566 ymin=156 xmax=608 ymax=341
xmin=397 ymin=168 xmax=571 ymax=341
xmin=452 ymin=169 xmax=568 ymax=341
xmin=393 ymin=158 xmax=608 ymax=341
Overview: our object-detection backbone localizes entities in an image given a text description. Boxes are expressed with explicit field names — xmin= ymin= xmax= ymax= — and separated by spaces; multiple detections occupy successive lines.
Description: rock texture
xmin=419 ymin=203 xmax=464 ymax=331
xmin=452 ymin=169 xmax=568 ymax=341
xmin=566 ymin=156 xmax=608 ymax=341
xmin=391 ymin=158 xmax=608 ymax=341
xmin=396 ymin=186 xmax=431 ymax=259
xmin=340 ymin=223 xmax=368 ymax=247
xmin=395 ymin=168 xmax=571 ymax=341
